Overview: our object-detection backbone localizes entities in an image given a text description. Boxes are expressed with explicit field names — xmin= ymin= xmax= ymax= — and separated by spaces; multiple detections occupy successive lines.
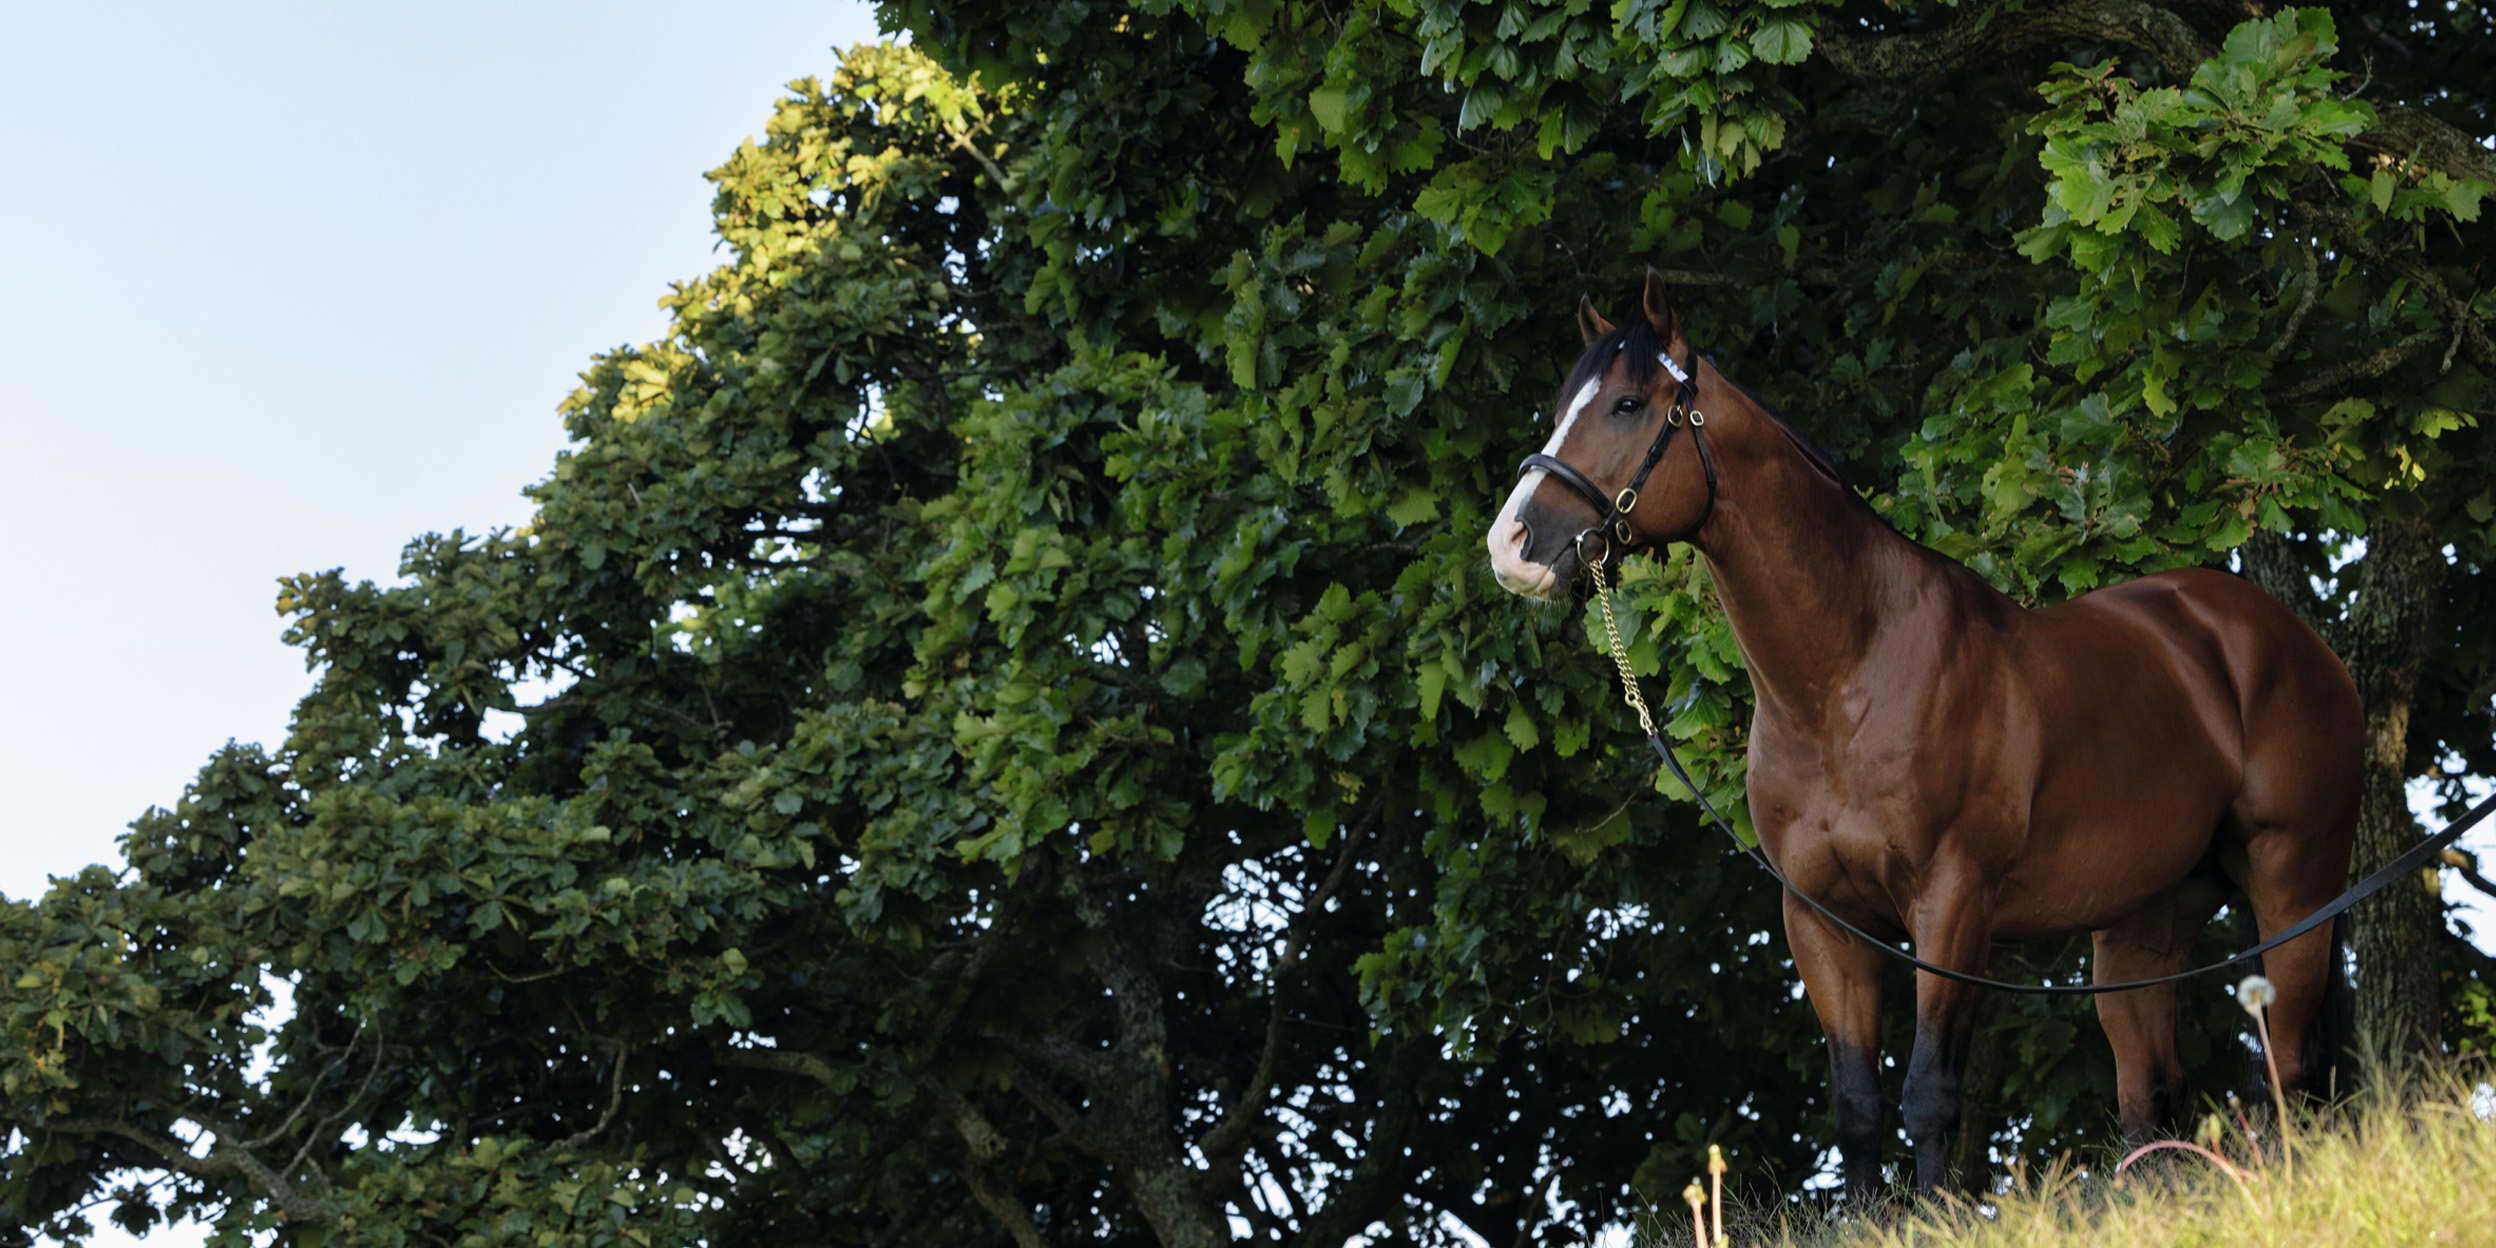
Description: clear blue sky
xmin=0 ymin=4 xmax=880 ymax=1241
xmin=0 ymin=1 xmax=882 ymax=899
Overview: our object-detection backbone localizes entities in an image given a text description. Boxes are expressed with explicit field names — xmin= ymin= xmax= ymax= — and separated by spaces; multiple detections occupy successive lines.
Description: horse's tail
xmin=2299 ymin=921 xmax=2359 ymax=1100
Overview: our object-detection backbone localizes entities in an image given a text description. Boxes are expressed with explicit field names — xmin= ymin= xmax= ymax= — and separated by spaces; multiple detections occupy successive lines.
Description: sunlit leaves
xmin=2025 ymin=11 xmax=2374 ymax=268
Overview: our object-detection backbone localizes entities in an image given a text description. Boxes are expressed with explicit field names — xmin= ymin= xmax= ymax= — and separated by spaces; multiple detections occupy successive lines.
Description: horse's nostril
xmin=1516 ymin=518 xmax=1533 ymax=551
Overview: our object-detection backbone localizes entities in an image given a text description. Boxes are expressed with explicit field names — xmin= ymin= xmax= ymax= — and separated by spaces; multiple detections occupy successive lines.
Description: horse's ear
xmin=1641 ymin=267 xmax=1680 ymax=343
xmin=1576 ymin=294 xmax=1615 ymax=345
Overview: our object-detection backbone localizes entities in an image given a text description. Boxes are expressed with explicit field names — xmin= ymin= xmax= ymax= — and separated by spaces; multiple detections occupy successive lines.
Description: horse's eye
xmin=1613 ymin=396 xmax=1643 ymax=414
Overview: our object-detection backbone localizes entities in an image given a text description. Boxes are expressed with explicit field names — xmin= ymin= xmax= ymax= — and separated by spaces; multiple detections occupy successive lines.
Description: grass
xmin=1661 ymin=1066 xmax=2496 ymax=1248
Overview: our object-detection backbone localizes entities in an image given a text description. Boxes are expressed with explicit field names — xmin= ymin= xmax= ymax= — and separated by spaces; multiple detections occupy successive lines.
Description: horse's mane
xmin=1553 ymin=327 xmax=1853 ymax=492
xmin=1723 ymin=376 xmax=1850 ymax=490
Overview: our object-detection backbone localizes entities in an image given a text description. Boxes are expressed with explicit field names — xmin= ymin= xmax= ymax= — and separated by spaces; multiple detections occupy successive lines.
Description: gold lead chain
xmin=1588 ymin=555 xmax=1659 ymax=739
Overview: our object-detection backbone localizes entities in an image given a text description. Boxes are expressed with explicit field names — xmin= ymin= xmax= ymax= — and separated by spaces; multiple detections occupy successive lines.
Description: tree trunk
xmin=1002 ymin=922 xmax=1238 ymax=1248
xmin=1122 ymin=1163 xmax=1232 ymax=1248
xmin=2333 ymin=518 xmax=2449 ymax=1064
xmin=1948 ymin=994 xmax=2004 ymax=1196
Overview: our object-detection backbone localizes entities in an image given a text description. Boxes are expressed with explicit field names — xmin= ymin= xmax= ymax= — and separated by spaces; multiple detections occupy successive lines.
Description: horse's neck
xmin=1692 ymin=424 xmax=1941 ymax=730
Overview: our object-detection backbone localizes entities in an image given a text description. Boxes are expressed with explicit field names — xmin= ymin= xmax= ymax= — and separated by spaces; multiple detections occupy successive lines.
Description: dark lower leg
xmin=2252 ymin=922 xmax=2335 ymax=1099
xmin=1828 ymin=1039 xmax=1886 ymax=1202
xmin=1787 ymin=895 xmax=1889 ymax=1206
xmin=1901 ymin=1019 xmax=1971 ymax=1193
xmin=1903 ymin=881 xmax=1990 ymax=1194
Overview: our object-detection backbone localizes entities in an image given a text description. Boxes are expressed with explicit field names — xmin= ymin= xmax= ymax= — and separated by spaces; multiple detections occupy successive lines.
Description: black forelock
xmin=1550 ymin=318 xmax=1670 ymax=418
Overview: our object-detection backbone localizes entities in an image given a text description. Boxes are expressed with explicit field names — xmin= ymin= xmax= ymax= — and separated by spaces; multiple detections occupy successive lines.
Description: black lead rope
xmin=1647 ymin=727 xmax=2496 ymax=995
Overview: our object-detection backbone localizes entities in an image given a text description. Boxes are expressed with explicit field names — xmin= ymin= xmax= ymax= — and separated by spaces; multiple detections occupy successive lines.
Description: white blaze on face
xmin=1488 ymin=377 xmax=1603 ymax=598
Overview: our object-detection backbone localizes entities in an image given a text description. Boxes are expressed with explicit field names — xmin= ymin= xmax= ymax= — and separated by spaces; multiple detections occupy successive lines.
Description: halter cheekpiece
xmin=1515 ymin=341 xmax=1719 ymax=565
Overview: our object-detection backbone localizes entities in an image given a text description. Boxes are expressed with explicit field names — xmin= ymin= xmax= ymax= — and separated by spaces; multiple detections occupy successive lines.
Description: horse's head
xmin=1487 ymin=269 xmax=1717 ymax=599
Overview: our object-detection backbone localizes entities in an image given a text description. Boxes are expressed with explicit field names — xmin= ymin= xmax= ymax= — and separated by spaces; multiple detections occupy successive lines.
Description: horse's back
xmin=2061 ymin=567 xmax=2361 ymax=836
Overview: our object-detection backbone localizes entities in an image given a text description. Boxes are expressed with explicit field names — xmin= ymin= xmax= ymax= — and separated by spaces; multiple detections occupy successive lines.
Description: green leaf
xmin=1417 ymin=662 xmax=1448 ymax=720
xmin=1503 ymin=700 xmax=1540 ymax=752
xmin=1309 ymin=85 xmax=1348 ymax=133
xmin=1385 ymin=486 xmax=1440 ymax=526
xmin=2444 ymin=178 xmax=2488 ymax=222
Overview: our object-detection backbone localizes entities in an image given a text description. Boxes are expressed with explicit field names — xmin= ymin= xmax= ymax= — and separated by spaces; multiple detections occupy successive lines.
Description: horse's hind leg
xmin=2238 ymin=845 xmax=2350 ymax=1099
xmin=2093 ymin=876 xmax=2228 ymax=1145
xmin=2231 ymin=719 xmax=2359 ymax=1099
xmin=2220 ymin=598 xmax=2361 ymax=1097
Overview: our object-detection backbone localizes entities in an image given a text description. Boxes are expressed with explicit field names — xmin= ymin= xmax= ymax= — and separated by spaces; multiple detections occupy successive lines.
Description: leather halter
xmin=1516 ymin=342 xmax=1718 ymax=563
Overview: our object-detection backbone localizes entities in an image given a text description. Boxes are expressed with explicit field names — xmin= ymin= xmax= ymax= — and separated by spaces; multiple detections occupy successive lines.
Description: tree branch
xmin=16 ymin=1113 xmax=337 ymax=1224
xmin=945 ymin=122 xmax=1012 ymax=192
xmin=238 ymin=1022 xmax=365 ymax=1150
xmin=1001 ymin=1058 xmax=1114 ymax=1156
xmin=933 ymin=1087 xmax=1046 ymax=1248
xmin=2272 ymin=327 xmax=2446 ymax=403
xmin=1817 ymin=0 xmax=2214 ymax=95
xmin=713 ymin=1043 xmax=840 ymax=1087
xmin=2288 ymin=196 xmax=2496 ymax=384
xmin=1196 ymin=798 xmax=1383 ymax=1169
xmin=2267 ymin=241 xmax=2321 ymax=363
xmin=283 ymin=1024 xmax=389 ymax=1179
xmin=2442 ymin=848 xmax=2496 ymax=903
xmin=994 ymin=1030 xmax=1122 ymax=1094
xmin=1296 ymin=1038 xmax=1431 ymax=1248
xmin=917 ymin=864 xmax=1046 ymax=1066
xmin=2348 ymin=105 xmax=2496 ymax=188
xmin=554 ymin=1045 xmax=628 ymax=1151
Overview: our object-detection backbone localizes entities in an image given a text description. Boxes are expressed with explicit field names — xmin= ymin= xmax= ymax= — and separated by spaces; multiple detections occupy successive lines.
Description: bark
xmin=1948 ymin=994 xmax=2006 ymax=1197
xmin=2334 ymin=517 xmax=2449 ymax=1063
xmin=935 ymin=1089 xmax=1048 ymax=1248
xmin=2348 ymin=105 xmax=2496 ymax=189
xmin=2239 ymin=529 xmax=2329 ymax=635
xmin=13 ymin=1114 xmax=337 ymax=1224
xmin=1003 ymin=928 xmax=1233 ymax=1248
xmin=1816 ymin=0 xmax=2216 ymax=91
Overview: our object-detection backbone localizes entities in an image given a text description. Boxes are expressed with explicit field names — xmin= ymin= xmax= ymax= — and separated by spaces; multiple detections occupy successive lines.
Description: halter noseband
xmin=1516 ymin=342 xmax=1719 ymax=565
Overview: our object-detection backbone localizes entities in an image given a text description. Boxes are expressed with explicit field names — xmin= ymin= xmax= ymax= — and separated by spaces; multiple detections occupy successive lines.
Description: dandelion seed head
xmin=2236 ymin=974 xmax=2277 ymax=1011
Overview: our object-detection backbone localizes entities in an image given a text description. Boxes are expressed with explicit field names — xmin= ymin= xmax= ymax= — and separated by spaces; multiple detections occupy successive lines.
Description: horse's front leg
xmin=1903 ymin=863 xmax=1994 ymax=1194
xmin=1785 ymin=891 xmax=1889 ymax=1204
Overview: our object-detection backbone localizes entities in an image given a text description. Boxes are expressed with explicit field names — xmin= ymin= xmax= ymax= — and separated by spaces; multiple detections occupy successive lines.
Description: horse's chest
xmin=1748 ymin=705 xmax=1962 ymax=818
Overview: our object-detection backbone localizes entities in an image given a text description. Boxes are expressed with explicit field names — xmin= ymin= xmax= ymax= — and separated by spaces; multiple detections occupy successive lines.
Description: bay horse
xmin=1485 ymin=271 xmax=2360 ymax=1198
